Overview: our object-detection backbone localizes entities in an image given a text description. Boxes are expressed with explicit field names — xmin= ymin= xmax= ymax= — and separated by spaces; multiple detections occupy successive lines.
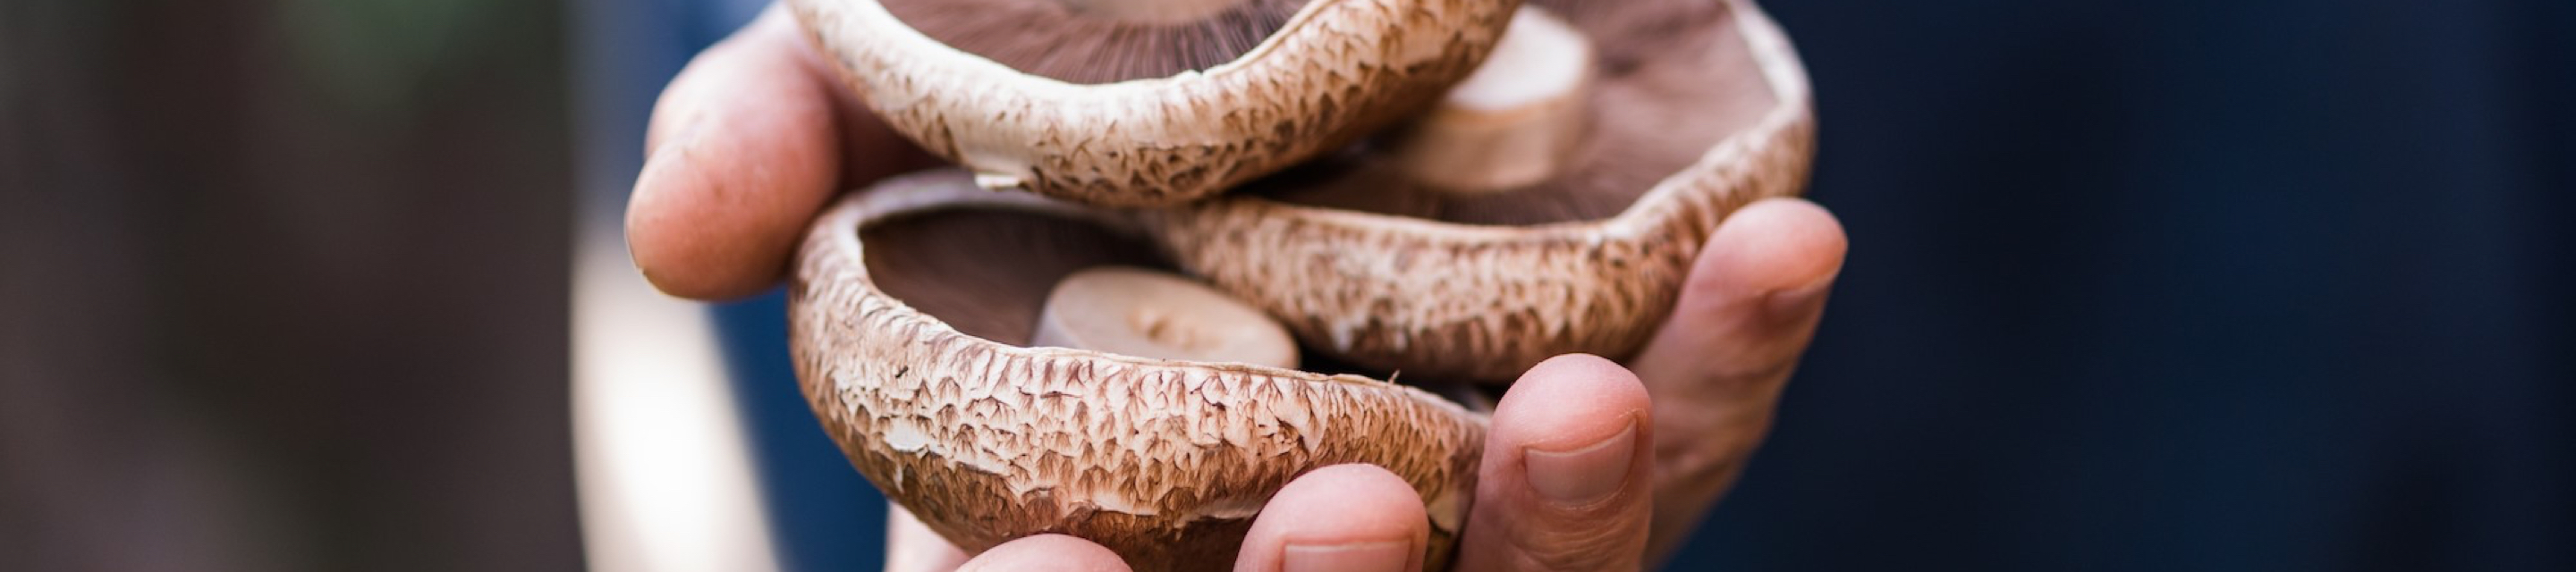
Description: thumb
xmin=1454 ymin=355 xmax=1656 ymax=572
xmin=884 ymin=504 xmax=969 ymax=572
xmin=953 ymin=534 xmax=1131 ymax=572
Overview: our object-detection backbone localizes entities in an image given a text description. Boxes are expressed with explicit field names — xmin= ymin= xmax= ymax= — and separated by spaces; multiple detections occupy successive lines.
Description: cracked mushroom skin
xmin=1144 ymin=0 xmax=1818 ymax=382
xmin=785 ymin=0 xmax=1523 ymax=206
xmin=789 ymin=172 xmax=1487 ymax=570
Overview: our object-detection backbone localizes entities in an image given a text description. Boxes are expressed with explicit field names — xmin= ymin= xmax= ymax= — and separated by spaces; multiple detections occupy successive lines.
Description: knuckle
xmin=1498 ymin=516 xmax=1647 ymax=572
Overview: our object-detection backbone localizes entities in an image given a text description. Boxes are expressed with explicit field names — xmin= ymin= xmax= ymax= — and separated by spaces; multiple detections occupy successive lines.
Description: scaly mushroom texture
xmin=787 ymin=0 xmax=1524 ymax=206
xmin=1147 ymin=0 xmax=1818 ymax=382
xmin=790 ymin=171 xmax=1489 ymax=571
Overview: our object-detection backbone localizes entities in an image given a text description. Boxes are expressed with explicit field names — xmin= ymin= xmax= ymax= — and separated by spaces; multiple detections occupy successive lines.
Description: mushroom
xmin=1142 ymin=0 xmax=1817 ymax=382
xmin=789 ymin=170 xmax=1489 ymax=570
xmin=784 ymin=0 xmax=1524 ymax=206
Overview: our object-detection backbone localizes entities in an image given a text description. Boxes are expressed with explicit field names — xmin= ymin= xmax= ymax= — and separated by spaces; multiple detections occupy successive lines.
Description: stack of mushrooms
xmin=783 ymin=0 xmax=1814 ymax=568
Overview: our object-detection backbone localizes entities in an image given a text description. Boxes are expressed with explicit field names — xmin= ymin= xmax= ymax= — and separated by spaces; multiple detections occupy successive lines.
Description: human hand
xmin=886 ymin=198 xmax=1849 ymax=571
xmin=632 ymin=5 xmax=1846 ymax=569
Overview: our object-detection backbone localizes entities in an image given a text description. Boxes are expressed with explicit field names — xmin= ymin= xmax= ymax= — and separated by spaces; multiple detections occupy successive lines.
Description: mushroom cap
xmin=789 ymin=171 xmax=1489 ymax=570
xmin=1143 ymin=0 xmax=1817 ymax=382
xmin=786 ymin=0 xmax=1524 ymax=206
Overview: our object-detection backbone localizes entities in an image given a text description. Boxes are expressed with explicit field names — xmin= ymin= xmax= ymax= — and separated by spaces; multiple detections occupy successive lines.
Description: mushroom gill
xmin=1252 ymin=4 xmax=1781 ymax=226
xmin=877 ymin=0 xmax=1313 ymax=84
xmin=861 ymin=209 xmax=1165 ymax=346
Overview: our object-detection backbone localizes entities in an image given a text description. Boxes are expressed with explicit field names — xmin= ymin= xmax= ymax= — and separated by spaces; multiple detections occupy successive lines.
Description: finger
xmin=1456 ymin=355 xmax=1656 ymax=572
xmin=646 ymin=6 xmax=926 ymax=181
xmin=954 ymin=534 xmax=1132 ymax=572
xmin=1624 ymin=198 xmax=1846 ymax=559
xmin=885 ymin=503 xmax=970 ymax=572
xmin=625 ymin=7 xmax=845 ymax=299
xmin=1233 ymin=464 xmax=1429 ymax=572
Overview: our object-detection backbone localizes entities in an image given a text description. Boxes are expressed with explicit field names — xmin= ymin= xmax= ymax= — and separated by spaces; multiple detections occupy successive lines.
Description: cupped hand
xmin=887 ymin=198 xmax=1845 ymax=571
xmin=633 ymin=5 xmax=1847 ymax=570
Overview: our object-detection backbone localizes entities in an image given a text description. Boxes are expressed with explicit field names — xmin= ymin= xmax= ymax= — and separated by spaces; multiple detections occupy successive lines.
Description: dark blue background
xmin=1682 ymin=2 xmax=2573 ymax=570
xmin=668 ymin=2 xmax=2576 ymax=569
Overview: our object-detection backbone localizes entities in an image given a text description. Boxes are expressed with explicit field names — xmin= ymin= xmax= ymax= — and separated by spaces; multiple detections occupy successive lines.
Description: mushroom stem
xmin=1390 ymin=5 xmax=1594 ymax=194
xmin=1032 ymin=266 xmax=1301 ymax=369
xmin=1059 ymin=0 xmax=1243 ymax=24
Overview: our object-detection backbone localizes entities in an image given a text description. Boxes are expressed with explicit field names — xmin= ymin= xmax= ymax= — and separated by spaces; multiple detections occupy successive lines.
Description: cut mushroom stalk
xmin=1390 ymin=5 xmax=1595 ymax=194
xmin=1032 ymin=266 xmax=1301 ymax=369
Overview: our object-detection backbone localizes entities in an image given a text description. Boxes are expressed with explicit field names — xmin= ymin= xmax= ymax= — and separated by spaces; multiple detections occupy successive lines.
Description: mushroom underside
xmin=1531 ymin=0 xmax=1731 ymax=72
xmin=866 ymin=206 xmax=1497 ymax=402
xmin=1253 ymin=4 xmax=1775 ymax=226
xmin=863 ymin=210 xmax=1165 ymax=346
xmin=877 ymin=0 xmax=1314 ymax=84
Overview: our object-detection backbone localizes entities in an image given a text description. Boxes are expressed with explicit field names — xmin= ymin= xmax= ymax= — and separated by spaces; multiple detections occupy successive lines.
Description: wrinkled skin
xmin=626 ymin=6 xmax=1847 ymax=571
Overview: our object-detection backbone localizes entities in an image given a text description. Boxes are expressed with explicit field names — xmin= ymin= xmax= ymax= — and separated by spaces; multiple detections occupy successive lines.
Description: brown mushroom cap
xmin=790 ymin=171 xmax=1489 ymax=570
xmin=1143 ymin=0 xmax=1817 ymax=382
xmin=786 ymin=0 xmax=1524 ymax=206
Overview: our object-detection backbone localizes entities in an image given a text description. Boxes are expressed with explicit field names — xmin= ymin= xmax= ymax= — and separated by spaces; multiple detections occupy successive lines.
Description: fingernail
xmin=1524 ymin=419 xmax=1638 ymax=505
xmin=1284 ymin=541 xmax=1411 ymax=572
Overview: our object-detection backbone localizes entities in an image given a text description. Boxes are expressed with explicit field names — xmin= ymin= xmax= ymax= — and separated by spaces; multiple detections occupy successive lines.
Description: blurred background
xmin=4 ymin=0 xmax=579 ymax=569
xmin=3 ymin=0 xmax=2570 ymax=571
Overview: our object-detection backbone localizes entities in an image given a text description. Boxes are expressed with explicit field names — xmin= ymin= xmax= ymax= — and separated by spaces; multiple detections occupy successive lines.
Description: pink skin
xmin=631 ymin=6 xmax=1849 ymax=570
